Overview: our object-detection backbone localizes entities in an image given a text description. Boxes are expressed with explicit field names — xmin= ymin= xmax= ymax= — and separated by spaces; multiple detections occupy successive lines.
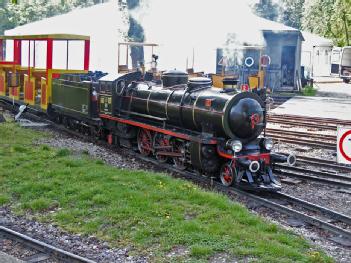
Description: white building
xmin=301 ymin=31 xmax=334 ymax=77
xmin=5 ymin=0 xmax=307 ymax=90
xmin=5 ymin=1 xmax=128 ymax=73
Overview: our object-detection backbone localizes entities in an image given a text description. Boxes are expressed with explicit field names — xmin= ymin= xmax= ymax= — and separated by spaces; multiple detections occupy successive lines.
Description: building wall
xmin=264 ymin=32 xmax=302 ymax=90
xmin=216 ymin=31 xmax=302 ymax=91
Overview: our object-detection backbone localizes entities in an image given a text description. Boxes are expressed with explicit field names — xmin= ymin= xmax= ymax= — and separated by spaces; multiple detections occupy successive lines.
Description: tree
xmin=0 ymin=0 xmax=102 ymax=34
xmin=303 ymin=0 xmax=351 ymax=46
xmin=334 ymin=0 xmax=350 ymax=46
xmin=126 ymin=0 xmax=139 ymax=10
xmin=252 ymin=0 xmax=279 ymax=21
xmin=128 ymin=16 xmax=144 ymax=42
xmin=280 ymin=0 xmax=305 ymax=29
xmin=125 ymin=0 xmax=144 ymax=42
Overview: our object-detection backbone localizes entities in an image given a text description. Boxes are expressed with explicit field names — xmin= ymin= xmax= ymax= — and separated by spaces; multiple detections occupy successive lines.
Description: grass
xmin=301 ymin=85 xmax=317 ymax=96
xmin=0 ymin=122 xmax=332 ymax=262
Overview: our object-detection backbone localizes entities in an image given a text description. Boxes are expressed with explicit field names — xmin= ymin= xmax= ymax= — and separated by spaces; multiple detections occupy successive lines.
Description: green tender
xmin=52 ymin=78 xmax=91 ymax=118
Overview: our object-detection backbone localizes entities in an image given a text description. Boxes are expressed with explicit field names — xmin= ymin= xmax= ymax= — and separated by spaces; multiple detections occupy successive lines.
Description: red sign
xmin=337 ymin=127 xmax=351 ymax=164
xmin=260 ymin=55 xmax=271 ymax=67
xmin=241 ymin=84 xmax=249 ymax=92
xmin=339 ymin=130 xmax=351 ymax=162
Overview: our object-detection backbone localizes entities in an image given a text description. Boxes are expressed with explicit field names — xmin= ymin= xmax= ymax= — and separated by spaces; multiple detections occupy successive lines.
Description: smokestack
xmin=125 ymin=0 xmax=145 ymax=68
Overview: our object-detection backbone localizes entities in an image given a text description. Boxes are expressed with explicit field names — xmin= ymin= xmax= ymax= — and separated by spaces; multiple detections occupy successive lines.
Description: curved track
xmin=0 ymin=226 xmax=95 ymax=263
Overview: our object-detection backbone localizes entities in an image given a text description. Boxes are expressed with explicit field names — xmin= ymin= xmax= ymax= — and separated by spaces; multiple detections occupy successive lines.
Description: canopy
xmin=5 ymin=1 xmax=127 ymax=73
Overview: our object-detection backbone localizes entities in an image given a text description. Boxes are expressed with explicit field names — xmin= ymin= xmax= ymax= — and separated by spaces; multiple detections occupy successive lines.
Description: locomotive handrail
xmin=120 ymin=110 xmax=167 ymax=122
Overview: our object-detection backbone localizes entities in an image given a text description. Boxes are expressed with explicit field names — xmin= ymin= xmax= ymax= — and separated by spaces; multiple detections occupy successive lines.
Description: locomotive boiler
xmin=127 ymin=71 xmax=264 ymax=142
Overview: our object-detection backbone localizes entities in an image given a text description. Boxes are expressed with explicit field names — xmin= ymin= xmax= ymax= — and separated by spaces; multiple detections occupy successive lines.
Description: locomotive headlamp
xmin=264 ymin=138 xmax=274 ymax=150
xmin=231 ymin=140 xmax=242 ymax=153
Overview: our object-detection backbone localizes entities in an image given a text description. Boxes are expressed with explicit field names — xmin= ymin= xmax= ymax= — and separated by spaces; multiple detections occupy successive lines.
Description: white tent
xmin=301 ymin=31 xmax=334 ymax=77
xmin=133 ymin=0 xmax=300 ymax=73
xmin=5 ymin=0 xmax=302 ymax=77
xmin=5 ymin=1 xmax=127 ymax=73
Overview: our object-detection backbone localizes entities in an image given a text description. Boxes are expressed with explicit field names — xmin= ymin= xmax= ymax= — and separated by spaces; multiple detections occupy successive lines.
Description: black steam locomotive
xmin=46 ymin=69 xmax=295 ymax=192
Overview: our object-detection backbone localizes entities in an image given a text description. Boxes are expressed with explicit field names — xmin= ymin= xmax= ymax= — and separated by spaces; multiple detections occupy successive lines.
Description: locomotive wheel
xmin=220 ymin=163 xmax=235 ymax=187
xmin=153 ymin=133 xmax=170 ymax=163
xmin=137 ymin=129 xmax=153 ymax=156
xmin=172 ymin=140 xmax=187 ymax=170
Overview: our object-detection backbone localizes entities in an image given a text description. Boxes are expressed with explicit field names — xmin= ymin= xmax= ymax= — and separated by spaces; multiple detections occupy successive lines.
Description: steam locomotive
xmin=45 ymin=69 xmax=296 ymax=192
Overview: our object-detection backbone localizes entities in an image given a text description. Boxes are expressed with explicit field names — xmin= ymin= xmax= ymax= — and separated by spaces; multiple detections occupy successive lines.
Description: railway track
xmin=264 ymin=192 xmax=351 ymax=241
xmin=270 ymin=114 xmax=351 ymax=126
xmin=267 ymin=118 xmax=337 ymax=131
xmin=266 ymin=128 xmax=336 ymax=141
xmin=267 ymin=114 xmax=351 ymax=131
xmin=296 ymin=155 xmax=351 ymax=172
xmin=266 ymin=130 xmax=335 ymax=149
xmin=268 ymin=134 xmax=335 ymax=150
xmin=274 ymin=164 xmax=351 ymax=188
xmin=3 ymin=102 xmax=351 ymax=246
xmin=0 ymin=226 xmax=95 ymax=263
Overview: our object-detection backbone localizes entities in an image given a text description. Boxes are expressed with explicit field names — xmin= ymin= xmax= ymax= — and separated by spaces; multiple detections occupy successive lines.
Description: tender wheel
xmin=137 ymin=129 xmax=153 ymax=156
xmin=172 ymin=140 xmax=187 ymax=170
xmin=220 ymin=163 xmax=235 ymax=187
xmin=153 ymin=133 xmax=170 ymax=163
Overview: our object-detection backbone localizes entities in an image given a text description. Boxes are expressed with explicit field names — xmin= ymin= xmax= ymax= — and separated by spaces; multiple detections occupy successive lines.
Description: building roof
xmin=302 ymin=31 xmax=333 ymax=48
xmin=0 ymin=34 xmax=89 ymax=40
xmin=5 ymin=0 xmax=304 ymax=73
xmin=5 ymin=1 xmax=127 ymax=73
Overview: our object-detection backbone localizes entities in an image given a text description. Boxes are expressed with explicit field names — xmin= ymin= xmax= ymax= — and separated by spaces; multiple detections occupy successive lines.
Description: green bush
xmin=301 ymin=85 xmax=317 ymax=96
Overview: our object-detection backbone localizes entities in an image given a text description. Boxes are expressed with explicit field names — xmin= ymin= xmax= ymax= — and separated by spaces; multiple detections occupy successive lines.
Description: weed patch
xmin=301 ymin=85 xmax=317 ymax=96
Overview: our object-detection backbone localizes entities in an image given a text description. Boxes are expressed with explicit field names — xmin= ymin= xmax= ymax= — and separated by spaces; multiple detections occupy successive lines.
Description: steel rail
xmin=272 ymin=192 xmax=351 ymax=226
xmin=270 ymin=136 xmax=335 ymax=150
xmin=268 ymin=114 xmax=351 ymax=126
xmin=267 ymin=119 xmax=337 ymax=131
xmin=253 ymin=193 xmax=351 ymax=240
xmin=296 ymin=156 xmax=351 ymax=172
xmin=275 ymin=164 xmax=351 ymax=182
xmin=266 ymin=128 xmax=336 ymax=141
xmin=0 ymin=226 xmax=96 ymax=263
xmin=275 ymin=169 xmax=351 ymax=188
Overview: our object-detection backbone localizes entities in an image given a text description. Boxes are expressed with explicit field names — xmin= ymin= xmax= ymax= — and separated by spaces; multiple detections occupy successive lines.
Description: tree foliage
xmin=252 ymin=0 xmax=350 ymax=46
xmin=280 ymin=0 xmax=305 ymax=29
xmin=252 ymin=0 xmax=279 ymax=21
xmin=126 ymin=0 xmax=139 ymax=10
xmin=126 ymin=0 xmax=144 ymax=42
xmin=128 ymin=16 xmax=144 ymax=42
xmin=303 ymin=0 xmax=351 ymax=46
